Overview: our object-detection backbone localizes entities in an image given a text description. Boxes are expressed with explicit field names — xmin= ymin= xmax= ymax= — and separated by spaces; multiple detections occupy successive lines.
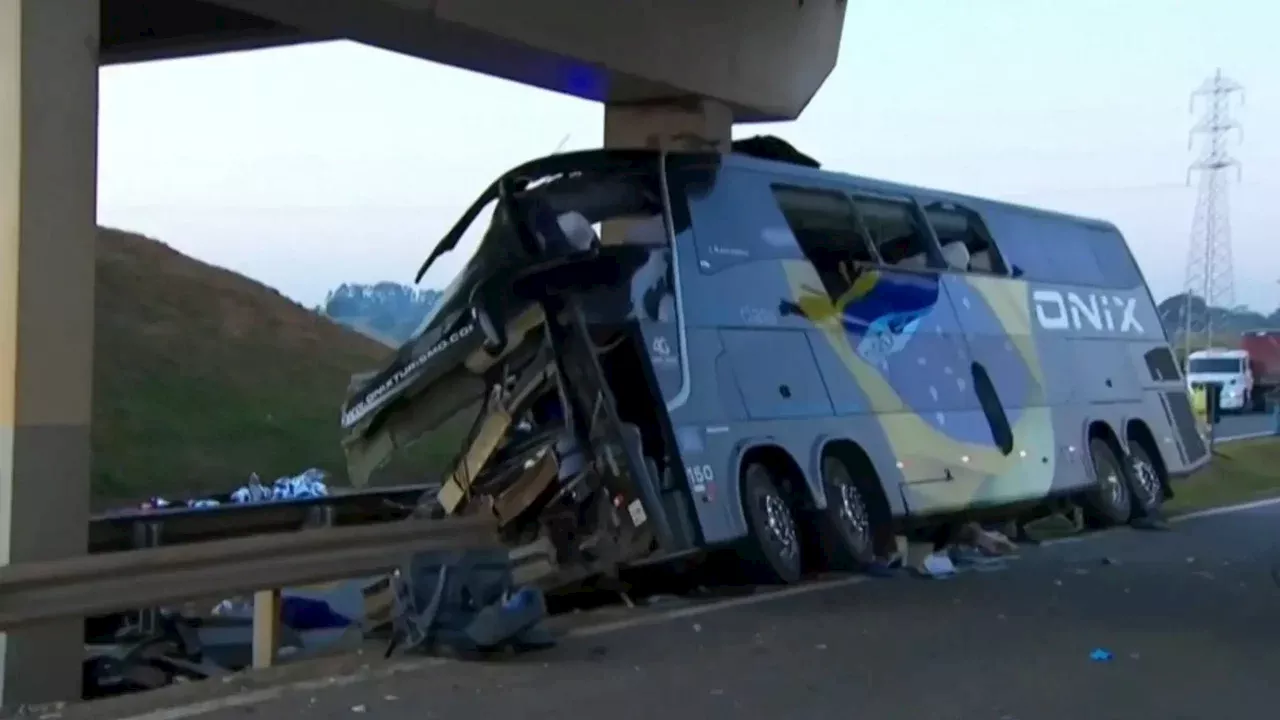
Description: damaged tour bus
xmin=340 ymin=140 xmax=1209 ymax=589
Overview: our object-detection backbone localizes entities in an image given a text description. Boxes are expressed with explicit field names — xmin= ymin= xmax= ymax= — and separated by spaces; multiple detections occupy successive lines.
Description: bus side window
xmin=923 ymin=202 xmax=1009 ymax=276
xmin=771 ymin=185 xmax=878 ymax=298
xmin=849 ymin=195 xmax=942 ymax=272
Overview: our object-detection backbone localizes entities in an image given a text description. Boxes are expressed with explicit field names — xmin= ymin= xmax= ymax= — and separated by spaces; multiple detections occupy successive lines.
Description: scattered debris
xmin=1089 ymin=648 xmax=1113 ymax=662
xmin=866 ymin=558 xmax=900 ymax=577
xmin=960 ymin=524 xmax=1019 ymax=556
xmin=138 ymin=468 xmax=331 ymax=511
xmin=384 ymin=549 xmax=557 ymax=660
xmin=917 ymin=553 xmax=957 ymax=579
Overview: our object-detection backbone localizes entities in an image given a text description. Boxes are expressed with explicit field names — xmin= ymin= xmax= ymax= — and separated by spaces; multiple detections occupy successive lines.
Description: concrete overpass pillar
xmin=600 ymin=97 xmax=730 ymax=247
xmin=0 ymin=0 xmax=98 ymax=704
xmin=603 ymin=97 xmax=732 ymax=153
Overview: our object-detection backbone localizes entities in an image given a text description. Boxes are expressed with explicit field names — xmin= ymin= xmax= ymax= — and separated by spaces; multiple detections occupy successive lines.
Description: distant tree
xmin=1158 ymin=292 xmax=1280 ymax=342
xmin=322 ymin=282 xmax=441 ymax=344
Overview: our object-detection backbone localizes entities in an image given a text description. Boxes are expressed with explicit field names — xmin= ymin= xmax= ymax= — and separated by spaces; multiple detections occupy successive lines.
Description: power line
xmin=1179 ymin=68 xmax=1244 ymax=356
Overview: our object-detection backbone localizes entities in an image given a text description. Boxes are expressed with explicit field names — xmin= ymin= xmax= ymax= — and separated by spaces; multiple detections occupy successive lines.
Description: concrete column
xmin=601 ymin=97 xmax=730 ymax=246
xmin=604 ymin=97 xmax=732 ymax=153
xmin=0 ymin=0 xmax=99 ymax=705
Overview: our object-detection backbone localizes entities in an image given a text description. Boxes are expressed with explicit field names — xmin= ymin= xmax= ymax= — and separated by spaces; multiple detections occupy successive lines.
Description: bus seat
xmin=941 ymin=241 xmax=971 ymax=271
xmin=556 ymin=211 xmax=600 ymax=252
xmin=969 ymin=249 xmax=993 ymax=272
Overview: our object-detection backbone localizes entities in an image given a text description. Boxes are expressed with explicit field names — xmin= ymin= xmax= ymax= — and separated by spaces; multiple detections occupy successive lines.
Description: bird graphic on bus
xmin=779 ymin=260 xmax=941 ymax=369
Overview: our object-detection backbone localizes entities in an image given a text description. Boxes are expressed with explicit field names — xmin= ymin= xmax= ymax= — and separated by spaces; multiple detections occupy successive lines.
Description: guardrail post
xmin=137 ymin=521 xmax=163 ymax=634
xmin=1272 ymin=400 xmax=1280 ymax=437
xmin=252 ymin=589 xmax=282 ymax=669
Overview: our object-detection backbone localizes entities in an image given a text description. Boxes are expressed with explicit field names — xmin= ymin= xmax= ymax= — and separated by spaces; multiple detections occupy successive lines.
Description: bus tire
xmin=737 ymin=462 xmax=803 ymax=584
xmin=1125 ymin=439 xmax=1166 ymax=518
xmin=815 ymin=454 xmax=877 ymax=572
xmin=1082 ymin=437 xmax=1133 ymax=527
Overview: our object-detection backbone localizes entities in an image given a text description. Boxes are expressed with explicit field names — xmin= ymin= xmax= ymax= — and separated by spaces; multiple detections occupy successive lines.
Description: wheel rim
xmin=760 ymin=492 xmax=799 ymax=564
xmin=1096 ymin=452 xmax=1128 ymax=509
xmin=828 ymin=462 xmax=872 ymax=551
xmin=1130 ymin=454 xmax=1161 ymax=502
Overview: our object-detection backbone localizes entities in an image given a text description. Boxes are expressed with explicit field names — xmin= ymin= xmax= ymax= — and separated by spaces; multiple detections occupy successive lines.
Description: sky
xmin=97 ymin=0 xmax=1280 ymax=312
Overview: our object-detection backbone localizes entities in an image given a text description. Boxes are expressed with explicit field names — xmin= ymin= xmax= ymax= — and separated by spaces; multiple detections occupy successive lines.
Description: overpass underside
xmin=0 ymin=0 xmax=847 ymax=704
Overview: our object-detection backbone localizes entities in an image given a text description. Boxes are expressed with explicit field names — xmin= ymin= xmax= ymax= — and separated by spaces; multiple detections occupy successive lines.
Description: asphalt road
xmin=76 ymin=501 xmax=1280 ymax=720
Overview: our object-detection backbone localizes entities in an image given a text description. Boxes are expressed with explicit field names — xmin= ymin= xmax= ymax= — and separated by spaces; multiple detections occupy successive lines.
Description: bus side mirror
xmin=1009 ymin=264 xmax=1025 ymax=278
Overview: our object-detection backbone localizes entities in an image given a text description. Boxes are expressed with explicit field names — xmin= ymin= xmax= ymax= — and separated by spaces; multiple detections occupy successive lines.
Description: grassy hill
xmin=91 ymin=228 xmax=401 ymax=508
xmin=341 ymin=320 xmax=401 ymax=348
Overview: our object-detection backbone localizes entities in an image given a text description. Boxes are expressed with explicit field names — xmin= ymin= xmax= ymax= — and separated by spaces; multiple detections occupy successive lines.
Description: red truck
xmin=1241 ymin=330 xmax=1280 ymax=411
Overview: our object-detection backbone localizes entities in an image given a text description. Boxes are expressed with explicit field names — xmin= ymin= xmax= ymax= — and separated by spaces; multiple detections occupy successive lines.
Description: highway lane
xmin=70 ymin=500 xmax=1280 ymax=720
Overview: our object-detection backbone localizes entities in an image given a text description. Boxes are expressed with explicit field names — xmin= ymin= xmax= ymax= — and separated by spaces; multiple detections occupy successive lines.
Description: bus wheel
xmin=1125 ymin=440 xmax=1166 ymax=518
xmin=816 ymin=455 xmax=876 ymax=572
xmin=1082 ymin=437 xmax=1132 ymax=527
xmin=738 ymin=462 xmax=803 ymax=584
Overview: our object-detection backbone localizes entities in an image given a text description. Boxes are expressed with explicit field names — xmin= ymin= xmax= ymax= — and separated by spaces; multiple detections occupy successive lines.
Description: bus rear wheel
xmin=737 ymin=462 xmax=803 ymax=584
xmin=1082 ymin=437 xmax=1133 ymax=528
xmin=815 ymin=455 xmax=877 ymax=572
xmin=1125 ymin=439 xmax=1166 ymax=519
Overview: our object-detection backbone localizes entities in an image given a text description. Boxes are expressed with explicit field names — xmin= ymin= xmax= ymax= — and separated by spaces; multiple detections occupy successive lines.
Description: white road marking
xmin=1217 ymin=430 xmax=1276 ymax=444
xmin=1167 ymin=494 xmax=1280 ymax=522
xmin=1037 ymin=494 xmax=1280 ymax=549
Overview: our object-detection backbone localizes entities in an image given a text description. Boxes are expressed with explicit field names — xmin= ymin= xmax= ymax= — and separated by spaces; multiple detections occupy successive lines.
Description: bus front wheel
xmin=737 ymin=462 xmax=804 ymax=584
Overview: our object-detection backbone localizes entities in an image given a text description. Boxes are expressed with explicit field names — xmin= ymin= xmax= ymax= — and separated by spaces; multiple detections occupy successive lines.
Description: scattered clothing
xmin=135 ymin=468 xmax=331 ymax=512
xmin=232 ymin=468 xmax=329 ymax=503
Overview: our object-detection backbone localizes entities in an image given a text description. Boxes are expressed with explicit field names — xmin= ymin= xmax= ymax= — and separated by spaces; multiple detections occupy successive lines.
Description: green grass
xmin=1163 ymin=436 xmax=1280 ymax=515
xmin=90 ymin=229 xmax=438 ymax=509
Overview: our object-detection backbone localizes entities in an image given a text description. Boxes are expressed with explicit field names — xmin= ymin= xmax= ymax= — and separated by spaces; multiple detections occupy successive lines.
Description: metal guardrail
xmin=0 ymin=515 xmax=495 ymax=632
xmin=88 ymin=483 xmax=439 ymax=554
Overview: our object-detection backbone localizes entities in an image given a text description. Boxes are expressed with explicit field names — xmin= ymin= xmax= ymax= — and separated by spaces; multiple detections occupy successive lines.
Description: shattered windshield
xmin=406 ymin=152 xmax=676 ymax=345
xmin=411 ymin=200 xmax=499 ymax=340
